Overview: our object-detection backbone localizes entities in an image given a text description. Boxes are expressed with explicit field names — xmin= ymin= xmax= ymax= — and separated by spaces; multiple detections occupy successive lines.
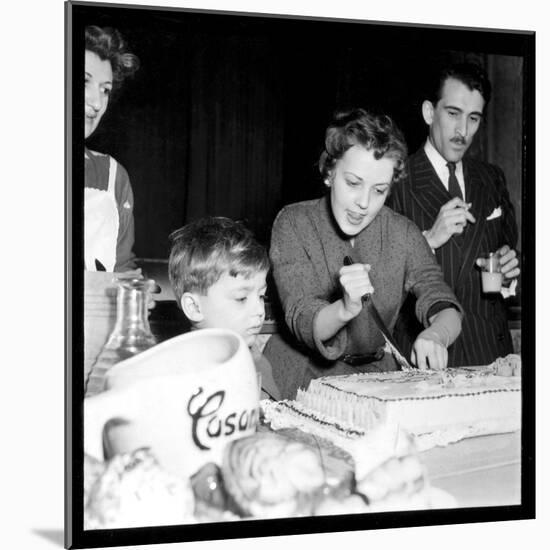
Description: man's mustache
xmin=451 ymin=136 xmax=467 ymax=145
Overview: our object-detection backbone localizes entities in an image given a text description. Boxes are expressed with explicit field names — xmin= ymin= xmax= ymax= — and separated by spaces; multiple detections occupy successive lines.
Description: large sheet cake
xmin=294 ymin=358 xmax=521 ymax=450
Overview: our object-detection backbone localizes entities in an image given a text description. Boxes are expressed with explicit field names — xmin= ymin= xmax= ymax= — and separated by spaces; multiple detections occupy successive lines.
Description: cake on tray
xmin=264 ymin=355 xmax=521 ymax=452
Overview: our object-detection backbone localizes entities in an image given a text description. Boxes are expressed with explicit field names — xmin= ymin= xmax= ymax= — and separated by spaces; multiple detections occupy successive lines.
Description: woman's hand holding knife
xmin=338 ymin=262 xmax=374 ymax=321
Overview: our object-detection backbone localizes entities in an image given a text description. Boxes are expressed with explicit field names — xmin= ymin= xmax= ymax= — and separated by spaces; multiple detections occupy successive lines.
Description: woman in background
xmin=84 ymin=25 xmax=140 ymax=273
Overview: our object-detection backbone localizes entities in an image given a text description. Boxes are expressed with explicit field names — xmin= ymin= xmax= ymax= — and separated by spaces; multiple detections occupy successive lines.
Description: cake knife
xmin=343 ymin=256 xmax=415 ymax=370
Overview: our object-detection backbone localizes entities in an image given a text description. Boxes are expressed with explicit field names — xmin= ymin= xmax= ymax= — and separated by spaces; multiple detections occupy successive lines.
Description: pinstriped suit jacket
xmin=388 ymin=147 xmax=518 ymax=367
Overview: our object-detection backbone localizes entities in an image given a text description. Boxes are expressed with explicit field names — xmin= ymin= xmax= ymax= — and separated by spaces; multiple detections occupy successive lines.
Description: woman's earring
xmin=324 ymin=179 xmax=331 ymax=187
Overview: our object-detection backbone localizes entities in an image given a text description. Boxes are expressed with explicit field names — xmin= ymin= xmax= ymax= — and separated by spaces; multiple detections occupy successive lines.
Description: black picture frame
xmin=66 ymin=1 xmax=536 ymax=548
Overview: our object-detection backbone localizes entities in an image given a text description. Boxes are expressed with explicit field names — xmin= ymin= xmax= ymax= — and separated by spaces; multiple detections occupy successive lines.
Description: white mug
xmin=84 ymin=328 xmax=260 ymax=479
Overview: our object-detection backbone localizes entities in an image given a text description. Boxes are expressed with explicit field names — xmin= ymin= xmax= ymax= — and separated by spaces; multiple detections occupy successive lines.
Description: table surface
xmin=420 ymin=431 xmax=521 ymax=508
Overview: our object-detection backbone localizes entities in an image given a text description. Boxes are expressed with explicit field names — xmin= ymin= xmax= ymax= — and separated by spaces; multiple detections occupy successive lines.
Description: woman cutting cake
xmin=264 ymin=108 xmax=464 ymax=399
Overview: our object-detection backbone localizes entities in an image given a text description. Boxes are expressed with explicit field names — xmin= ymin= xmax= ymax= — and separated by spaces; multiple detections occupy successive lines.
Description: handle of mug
xmin=84 ymin=386 xmax=138 ymax=461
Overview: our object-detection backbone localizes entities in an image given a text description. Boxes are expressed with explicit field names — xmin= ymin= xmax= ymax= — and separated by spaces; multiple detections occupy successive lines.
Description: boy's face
xmin=195 ymin=270 xmax=268 ymax=347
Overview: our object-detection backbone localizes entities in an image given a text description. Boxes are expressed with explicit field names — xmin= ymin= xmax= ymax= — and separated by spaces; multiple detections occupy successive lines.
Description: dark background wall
xmin=75 ymin=5 xmax=529 ymax=259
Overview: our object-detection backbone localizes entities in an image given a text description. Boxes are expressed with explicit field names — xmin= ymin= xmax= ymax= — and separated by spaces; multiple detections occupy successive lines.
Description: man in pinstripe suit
xmin=389 ymin=62 xmax=520 ymax=367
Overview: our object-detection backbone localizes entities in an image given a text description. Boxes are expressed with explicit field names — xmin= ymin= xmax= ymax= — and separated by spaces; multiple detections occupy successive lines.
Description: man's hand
xmin=424 ymin=198 xmax=476 ymax=249
xmin=476 ymin=245 xmax=520 ymax=282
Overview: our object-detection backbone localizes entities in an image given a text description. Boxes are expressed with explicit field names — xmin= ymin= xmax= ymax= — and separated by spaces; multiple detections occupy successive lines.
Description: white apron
xmin=84 ymin=155 xmax=119 ymax=272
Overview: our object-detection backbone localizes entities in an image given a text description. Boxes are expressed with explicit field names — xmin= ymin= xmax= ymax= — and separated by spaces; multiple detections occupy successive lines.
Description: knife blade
xmin=343 ymin=256 xmax=415 ymax=370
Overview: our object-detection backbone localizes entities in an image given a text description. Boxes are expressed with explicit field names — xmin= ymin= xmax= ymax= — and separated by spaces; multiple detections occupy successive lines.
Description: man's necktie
xmin=447 ymin=161 xmax=463 ymax=200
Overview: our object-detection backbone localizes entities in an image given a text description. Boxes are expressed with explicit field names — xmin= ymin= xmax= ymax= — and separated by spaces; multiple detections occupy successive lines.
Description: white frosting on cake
xmin=295 ymin=359 xmax=521 ymax=450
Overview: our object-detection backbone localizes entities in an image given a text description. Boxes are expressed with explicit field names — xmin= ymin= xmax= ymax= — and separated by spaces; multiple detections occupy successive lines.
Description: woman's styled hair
xmin=168 ymin=217 xmax=270 ymax=303
xmin=318 ymin=108 xmax=408 ymax=185
xmin=85 ymin=26 xmax=140 ymax=88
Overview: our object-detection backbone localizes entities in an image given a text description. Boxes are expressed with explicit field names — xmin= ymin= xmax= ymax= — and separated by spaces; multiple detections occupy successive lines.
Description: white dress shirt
xmin=424 ymin=139 xmax=466 ymax=201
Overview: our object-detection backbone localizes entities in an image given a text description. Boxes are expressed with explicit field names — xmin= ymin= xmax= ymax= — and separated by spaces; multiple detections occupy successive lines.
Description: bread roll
xmin=85 ymin=448 xmax=195 ymax=529
xmin=222 ymin=432 xmax=326 ymax=518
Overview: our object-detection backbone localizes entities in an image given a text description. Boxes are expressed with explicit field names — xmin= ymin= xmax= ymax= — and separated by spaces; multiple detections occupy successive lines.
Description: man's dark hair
xmin=427 ymin=62 xmax=492 ymax=107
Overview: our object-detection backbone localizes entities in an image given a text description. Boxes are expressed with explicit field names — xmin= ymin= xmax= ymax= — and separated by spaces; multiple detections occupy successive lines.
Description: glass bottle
xmin=85 ymin=278 xmax=157 ymax=397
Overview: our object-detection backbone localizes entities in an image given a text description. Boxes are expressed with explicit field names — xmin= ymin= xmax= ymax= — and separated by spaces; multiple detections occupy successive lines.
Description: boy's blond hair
xmin=168 ymin=217 xmax=270 ymax=304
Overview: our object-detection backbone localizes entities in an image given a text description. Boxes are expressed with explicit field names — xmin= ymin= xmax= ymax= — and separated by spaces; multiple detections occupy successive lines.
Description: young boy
xmin=168 ymin=216 xmax=281 ymax=401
